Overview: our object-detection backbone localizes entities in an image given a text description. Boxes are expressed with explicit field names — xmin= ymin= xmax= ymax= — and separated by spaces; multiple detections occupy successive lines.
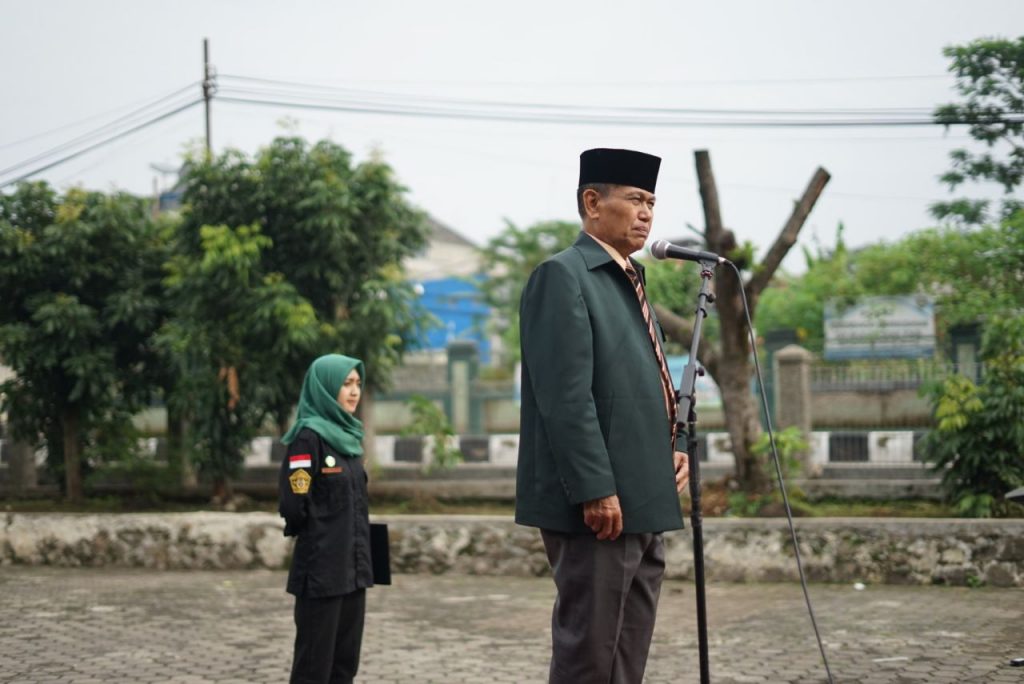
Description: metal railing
xmin=810 ymin=360 xmax=980 ymax=391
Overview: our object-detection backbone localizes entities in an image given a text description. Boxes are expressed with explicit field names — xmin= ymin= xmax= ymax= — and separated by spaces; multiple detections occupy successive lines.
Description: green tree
xmin=880 ymin=213 xmax=1024 ymax=327
xmin=754 ymin=233 xmax=859 ymax=353
xmin=933 ymin=36 xmax=1024 ymax=225
xmin=923 ymin=316 xmax=1024 ymax=517
xmin=756 ymin=213 xmax=1024 ymax=347
xmin=160 ymin=222 xmax=319 ymax=499
xmin=477 ymin=219 xmax=579 ymax=367
xmin=0 ymin=183 xmax=166 ymax=501
xmin=643 ymin=255 xmax=702 ymax=332
xmin=755 ymin=224 xmax=917 ymax=353
xmin=179 ymin=137 xmax=431 ymax=429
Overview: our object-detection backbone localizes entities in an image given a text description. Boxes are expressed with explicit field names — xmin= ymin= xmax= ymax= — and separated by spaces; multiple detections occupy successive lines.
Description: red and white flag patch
xmin=289 ymin=454 xmax=312 ymax=469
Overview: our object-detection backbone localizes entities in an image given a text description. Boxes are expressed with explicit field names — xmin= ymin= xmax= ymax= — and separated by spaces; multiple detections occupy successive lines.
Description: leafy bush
xmin=751 ymin=425 xmax=809 ymax=482
xmin=83 ymin=421 xmax=177 ymax=503
xmin=923 ymin=316 xmax=1024 ymax=517
xmin=401 ymin=395 xmax=463 ymax=472
xmin=724 ymin=426 xmax=810 ymax=516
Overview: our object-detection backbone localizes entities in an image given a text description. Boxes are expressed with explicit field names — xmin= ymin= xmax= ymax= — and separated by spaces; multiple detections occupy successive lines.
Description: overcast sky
xmin=2 ymin=0 xmax=1020 ymax=272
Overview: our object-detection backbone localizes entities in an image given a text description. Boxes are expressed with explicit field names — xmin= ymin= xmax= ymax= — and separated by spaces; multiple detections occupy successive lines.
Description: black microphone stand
xmin=676 ymin=257 xmax=718 ymax=684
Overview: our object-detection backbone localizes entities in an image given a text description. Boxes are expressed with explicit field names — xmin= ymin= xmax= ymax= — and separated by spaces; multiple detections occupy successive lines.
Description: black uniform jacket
xmin=515 ymin=231 xmax=684 ymax=535
xmin=278 ymin=427 xmax=373 ymax=598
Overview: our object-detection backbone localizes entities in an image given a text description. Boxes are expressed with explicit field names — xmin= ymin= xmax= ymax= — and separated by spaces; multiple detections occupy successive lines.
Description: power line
xmin=0 ymin=82 xmax=200 ymax=153
xmin=0 ymin=67 xmax=993 ymax=191
xmin=217 ymin=76 xmax=937 ymax=117
xmin=216 ymin=92 xmax=1020 ymax=129
xmin=214 ymin=77 xmax=1024 ymax=127
xmin=54 ymin=114 xmax=197 ymax=187
xmin=0 ymin=99 xmax=202 ymax=190
xmin=220 ymin=72 xmax=952 ymax=89
xmin=0 ymin=84 xmax=201 ymax=179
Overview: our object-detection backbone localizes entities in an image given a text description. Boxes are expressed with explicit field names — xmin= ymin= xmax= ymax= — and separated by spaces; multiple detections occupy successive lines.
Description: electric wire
xmin=730 ymin=259 xmax=836 ymax=684
xmin=54 ymin=113 xmax=198 ymax=187
xmin=215 ymin=83 xmax=1023 ymax=128
xmin=219 ymin=84 xmax=931 ymax=120
xmin=1 ymin=71 xmax=994 ymax=192
xmin=0 ymin=83 xmax=201 ymax=178
xmin=1 ymin=73 xmax=997 ymax=189
xmin=221 ymin=72 xmax=952 ymax=89
xmin=218 ymin=93 xmax=999 ymax=128
xmin=0 ymin=99 xmax=203 ymax=190
xmin=218 ymin=74 xmax=937 ymax=116
xmin=0 ymin=81 xmax=200 ymax=153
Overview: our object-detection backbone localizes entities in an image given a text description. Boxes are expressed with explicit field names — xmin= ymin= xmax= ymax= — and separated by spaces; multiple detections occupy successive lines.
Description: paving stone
xmin=0 ymin=568 xmax=1020 ymax=682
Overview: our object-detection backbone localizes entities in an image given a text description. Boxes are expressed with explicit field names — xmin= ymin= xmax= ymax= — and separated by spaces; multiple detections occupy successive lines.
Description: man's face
xmin=584 ymin=185 xmax=656 ymax=258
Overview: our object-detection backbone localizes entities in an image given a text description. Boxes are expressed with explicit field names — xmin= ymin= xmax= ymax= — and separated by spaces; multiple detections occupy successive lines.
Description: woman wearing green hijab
xmin=279 ymin=354 xmax=373 ymax=684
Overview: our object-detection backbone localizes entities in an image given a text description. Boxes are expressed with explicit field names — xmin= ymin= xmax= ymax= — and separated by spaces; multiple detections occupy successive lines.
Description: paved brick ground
xmin=0 ymin=568 xmax=1021 ymax=683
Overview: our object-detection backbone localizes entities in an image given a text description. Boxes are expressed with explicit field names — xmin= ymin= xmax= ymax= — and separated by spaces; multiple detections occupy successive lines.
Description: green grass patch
xmin=4 ymin=493 xmax=960 ymax=518
xmin=798 ymin=497 xmax=956 ymax=518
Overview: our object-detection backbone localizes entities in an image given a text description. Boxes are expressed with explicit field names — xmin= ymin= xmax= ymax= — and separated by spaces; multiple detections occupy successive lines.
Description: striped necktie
xmin=625 ymin=265 xmax=678 ymax=442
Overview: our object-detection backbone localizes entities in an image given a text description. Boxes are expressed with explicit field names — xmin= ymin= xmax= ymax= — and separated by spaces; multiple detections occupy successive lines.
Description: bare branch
xmin=655 ymin=303 xmax=694 ymax=345
xmin=654 ymin=303 xmax=720 ymax=377
xmin=694 ymin=150 xmax=724 ymax=244
xmin=745 ymin=167 xmax=831 ymax=302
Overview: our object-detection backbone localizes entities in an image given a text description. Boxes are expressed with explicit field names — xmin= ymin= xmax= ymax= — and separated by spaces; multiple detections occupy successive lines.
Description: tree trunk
xmin=3 ymin=405 xmax=38 ymax=493
xmin=62 ymin=406 xmax=82 ymax=503
xmin=693 ymin=150 xmax=768 ymax=492
xmin=166 ymin=407 xmax=197 ymax=488
xmin=717 ymin=354 xmax=770 ymax=493
xmin=690 ymin=150 xmax=829 ymax=494
xmin=712 ymin=260 xmax=770 ymax=493
xmin=211 ymin=475 xmax=232 ymax=503
xmin=6 ymin=439 xmax=37 ymax=493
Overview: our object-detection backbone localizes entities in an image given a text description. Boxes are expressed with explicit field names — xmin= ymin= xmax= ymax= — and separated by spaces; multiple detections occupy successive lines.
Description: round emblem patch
xmin=325 ymin=455 xmax=337 ymax=467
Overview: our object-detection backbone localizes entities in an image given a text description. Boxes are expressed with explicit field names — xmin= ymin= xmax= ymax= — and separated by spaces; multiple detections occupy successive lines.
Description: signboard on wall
xmin=824 ymin=295 xmax=935 ymax=360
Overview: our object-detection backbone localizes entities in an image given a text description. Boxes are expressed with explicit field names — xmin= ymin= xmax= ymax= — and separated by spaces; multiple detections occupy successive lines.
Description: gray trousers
xmin=541 ymin=530 xmax=666 ymax=684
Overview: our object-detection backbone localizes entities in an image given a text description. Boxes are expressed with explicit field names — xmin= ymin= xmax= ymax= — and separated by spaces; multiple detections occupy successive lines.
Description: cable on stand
xmin=654 ymin=238 xmax=836 ymax=684
xmin=731 ymin=261 xmax=835 ymax=684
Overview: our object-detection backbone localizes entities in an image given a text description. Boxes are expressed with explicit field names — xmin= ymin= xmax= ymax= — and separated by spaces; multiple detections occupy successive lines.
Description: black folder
xmin=370 ymin=523 xmax=391 ymax=585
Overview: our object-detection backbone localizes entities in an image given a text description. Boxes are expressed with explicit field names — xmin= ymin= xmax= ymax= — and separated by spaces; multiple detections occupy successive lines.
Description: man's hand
xmin=674 ymin=451 xmax=690 ymax=493
xmin=583 ymin=494 xmax=623 ymax=540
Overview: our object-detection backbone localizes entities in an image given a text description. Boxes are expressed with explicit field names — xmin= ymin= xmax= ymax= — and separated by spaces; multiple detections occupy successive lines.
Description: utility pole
xmin=202 ymin=38 xmax=214 ymax=157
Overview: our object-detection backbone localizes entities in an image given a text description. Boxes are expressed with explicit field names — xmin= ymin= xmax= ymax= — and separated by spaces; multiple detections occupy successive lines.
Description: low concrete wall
xmin=0 ymin=512 xmax=292 ymax=571
xmin=2 ymin=514 xmax=1021 ymax=587
xmin=811 ymin=388 xmax=931 ymax=428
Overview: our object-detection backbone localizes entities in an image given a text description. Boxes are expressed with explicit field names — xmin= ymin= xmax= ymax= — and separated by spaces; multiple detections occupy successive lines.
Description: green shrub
xmin=401 ymin=395 xmax=463 ymax=472
xmin=751 ymin=425 xmax=809 ymax=482
xmin=83 ymin=421 xmax=176 ymax=503
xmin=923 ymin=316 xmax=1024 ymax=517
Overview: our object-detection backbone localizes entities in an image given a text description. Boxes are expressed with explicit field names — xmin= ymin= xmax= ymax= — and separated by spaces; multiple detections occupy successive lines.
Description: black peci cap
xmin=578 ymin=148 xmax=661 ymax=193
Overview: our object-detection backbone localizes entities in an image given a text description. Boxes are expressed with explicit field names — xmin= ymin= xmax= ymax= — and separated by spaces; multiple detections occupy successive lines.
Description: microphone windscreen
xmin=650 ymin=240 xmax=670 ymax=260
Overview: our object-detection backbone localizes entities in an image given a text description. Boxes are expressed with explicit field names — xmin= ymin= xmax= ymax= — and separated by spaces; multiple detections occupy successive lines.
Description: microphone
xmin=649 ymin=240 xmax=725 ymax=264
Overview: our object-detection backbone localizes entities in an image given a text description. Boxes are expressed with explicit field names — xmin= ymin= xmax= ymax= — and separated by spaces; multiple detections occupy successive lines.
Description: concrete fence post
xmin=447 ymin=341 xmax=479 ymax=434
xmin=6 ymin=439 xmax=38 ymax=492
xmin=773 ymin=344 xmax=815 ymax=474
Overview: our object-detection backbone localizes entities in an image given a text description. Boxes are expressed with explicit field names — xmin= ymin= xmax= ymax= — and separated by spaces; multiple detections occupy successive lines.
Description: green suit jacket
xmin=515 ymin=231 xmax=684 ymax=534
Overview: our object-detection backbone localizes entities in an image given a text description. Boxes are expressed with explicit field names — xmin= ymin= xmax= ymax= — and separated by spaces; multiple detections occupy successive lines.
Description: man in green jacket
xmin=516 ymin=148 xmax=689 ymax=683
